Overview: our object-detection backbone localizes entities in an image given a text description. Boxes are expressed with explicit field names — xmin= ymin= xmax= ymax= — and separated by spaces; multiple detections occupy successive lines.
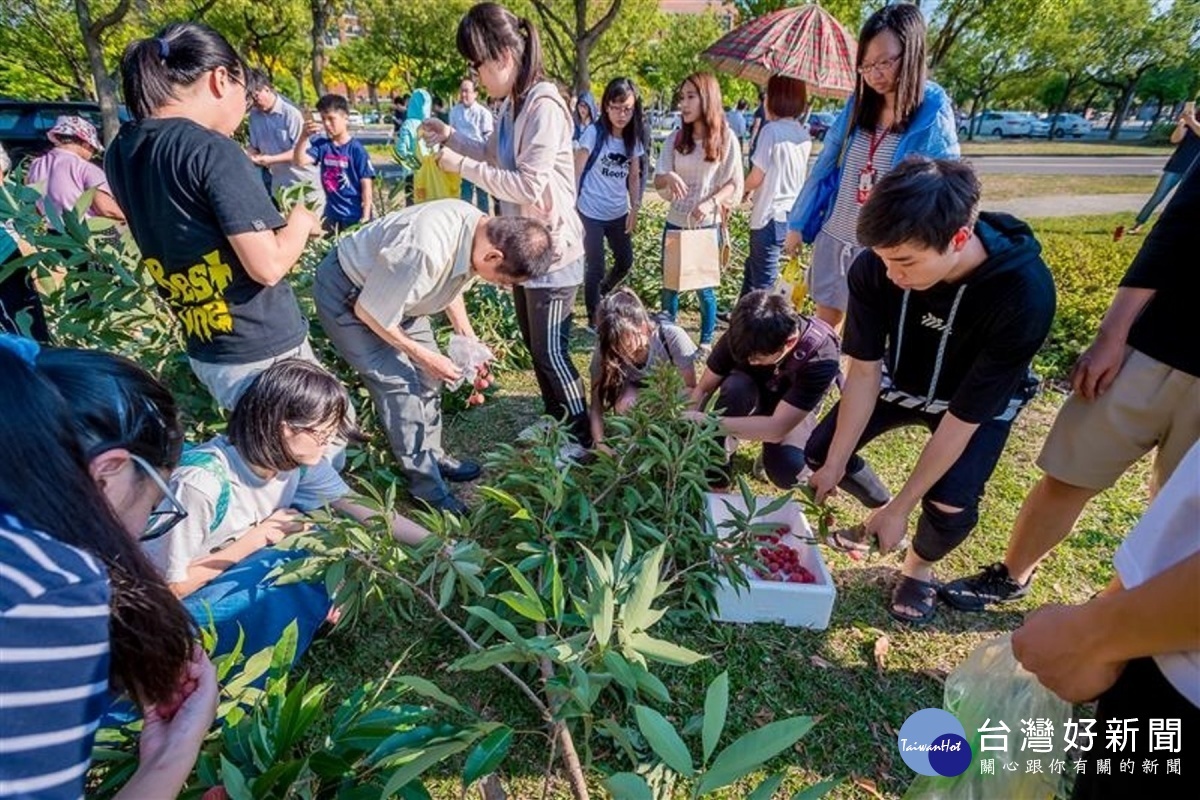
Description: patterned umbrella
xmin=701 ymin=4 xmax=858 ymax=99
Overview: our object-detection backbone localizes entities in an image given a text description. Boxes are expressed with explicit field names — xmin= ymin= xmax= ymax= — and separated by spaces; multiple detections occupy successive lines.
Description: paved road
xmin=966 ymin=155 xmax=1166 ymax=175
xmin=987 ymin=193 xmax=1150 ymax=218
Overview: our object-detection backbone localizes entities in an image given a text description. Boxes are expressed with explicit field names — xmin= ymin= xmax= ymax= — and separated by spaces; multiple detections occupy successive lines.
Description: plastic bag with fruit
xmin=446 ymin=334 xmax=495 ymax=405
xmin=775 ymin=254 xmax=808 ymax=309
xmin=413 ymin=153 xmax=461 ymax=203
xmin=901 ymin=635 xmax=1073 ymax=800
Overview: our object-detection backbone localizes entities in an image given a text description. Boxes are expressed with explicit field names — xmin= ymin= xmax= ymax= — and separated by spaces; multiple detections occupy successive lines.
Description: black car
xmin=0 ymin=100 xmax=126 ymax=164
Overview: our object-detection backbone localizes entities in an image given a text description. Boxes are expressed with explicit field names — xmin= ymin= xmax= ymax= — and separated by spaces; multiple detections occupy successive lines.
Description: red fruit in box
xmin=787 ymin=574 xmax=806 ymax=583
xmin=775 ymin=525 xmax=790 ymax=537
xmin=467 ymin=391 xmax=485 ymax=406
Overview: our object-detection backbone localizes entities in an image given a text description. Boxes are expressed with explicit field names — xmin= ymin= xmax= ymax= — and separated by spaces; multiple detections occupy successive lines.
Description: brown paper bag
xmin=663 ymin=227 xmax=722 ymax=291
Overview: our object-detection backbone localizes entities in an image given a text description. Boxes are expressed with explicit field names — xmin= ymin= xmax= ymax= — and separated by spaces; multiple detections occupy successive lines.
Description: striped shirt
xmin=823 ymin=129 xmax=900 ymax=244
xmin=0 ymin=514 xmax=110 ymax=800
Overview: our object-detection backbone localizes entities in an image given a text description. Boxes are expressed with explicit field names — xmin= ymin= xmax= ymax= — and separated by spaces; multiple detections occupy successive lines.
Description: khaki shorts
xmin=1038 ymin=348 xmax=1200 ymax=491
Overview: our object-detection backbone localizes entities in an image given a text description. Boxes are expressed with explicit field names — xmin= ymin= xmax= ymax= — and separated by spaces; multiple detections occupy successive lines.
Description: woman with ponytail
xmin=422 ymin=3 xmax=591 ymax=452
xmin=0 ymin=335 xmax=215 ymax=799
xmin=105 ymin=22 xmax=331 ymax=412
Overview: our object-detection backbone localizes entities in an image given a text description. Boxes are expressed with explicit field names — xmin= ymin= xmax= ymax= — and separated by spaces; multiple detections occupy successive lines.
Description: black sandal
xmin=889 ymin=574 xmax=939 ymax=625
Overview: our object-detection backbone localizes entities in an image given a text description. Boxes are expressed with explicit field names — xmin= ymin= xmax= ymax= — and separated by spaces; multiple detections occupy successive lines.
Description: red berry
xmin=788 ymin=574 xmax=806 ymax=583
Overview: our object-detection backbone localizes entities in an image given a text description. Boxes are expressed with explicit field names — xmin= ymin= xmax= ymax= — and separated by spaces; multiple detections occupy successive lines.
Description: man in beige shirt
xmin=313 ymin=199 xmax=554 ymax=515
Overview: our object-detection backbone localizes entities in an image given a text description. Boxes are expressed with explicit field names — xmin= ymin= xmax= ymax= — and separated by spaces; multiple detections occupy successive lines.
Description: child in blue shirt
xmin=294 ymin=93 xmax=376 ymax=232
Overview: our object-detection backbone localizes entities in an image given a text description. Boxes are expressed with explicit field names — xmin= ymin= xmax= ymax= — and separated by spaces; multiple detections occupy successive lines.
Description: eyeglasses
xmin=858 ymin=54 xmax=902 ymax=77
xmin=225 ymin=68 xmax=253 ymax=110
xmin=607 ymin=104 xmax=636 ymax=117
xmin=288 ymin=422 xmax=339 ymax=447
xmin=132 ymin=453 xmax=189 ymax=542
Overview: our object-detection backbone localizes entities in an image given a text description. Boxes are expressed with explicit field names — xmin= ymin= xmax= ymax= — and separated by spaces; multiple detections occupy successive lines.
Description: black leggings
xmin=804 ymin=398 xmax=1015 ymax=562
xmin=512 ymin=283 xmax=591 ymax=446
xmin=715 ymin=370 xmax=817 ymax=485
xmin=580 ymin=211 xmax=633 ymax=324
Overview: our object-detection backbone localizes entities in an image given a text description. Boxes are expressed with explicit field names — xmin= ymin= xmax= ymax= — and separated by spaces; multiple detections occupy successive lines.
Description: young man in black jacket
xmin=805 ymin=156 xmax=1056 ymax=624
xmin=943 ymin=163 xmax=1200 ymax=614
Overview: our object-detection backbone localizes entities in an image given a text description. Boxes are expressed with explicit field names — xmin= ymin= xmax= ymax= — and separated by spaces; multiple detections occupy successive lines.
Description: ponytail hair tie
xmin=0 ymin=334 xmax=40 ymax=368
xmin=157 ymin=37 xmax=170 ymax=59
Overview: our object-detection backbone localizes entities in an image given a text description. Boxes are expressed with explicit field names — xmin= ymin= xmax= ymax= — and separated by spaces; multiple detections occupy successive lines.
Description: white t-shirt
xmin=1113 ymin=439 xmax=1200 ymax=707
xmin=749 ymin=118 xmax=811 ymax=230
xmin=576 ymin=126 xmax=644 ymax=222
xmin=449 ymin=102 xmax=495 ymax=146
xmin=143 ymin=436 xmax=349 ymax=584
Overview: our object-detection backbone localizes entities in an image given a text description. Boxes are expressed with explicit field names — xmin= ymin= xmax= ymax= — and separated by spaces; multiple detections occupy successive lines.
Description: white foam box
xmin=706 ymin=492 xmax=837 ymax=630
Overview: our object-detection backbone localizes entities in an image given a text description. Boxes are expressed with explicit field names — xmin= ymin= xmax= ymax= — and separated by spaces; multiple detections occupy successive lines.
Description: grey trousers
xmin=314 ymin=249 xmax=449 ymax=503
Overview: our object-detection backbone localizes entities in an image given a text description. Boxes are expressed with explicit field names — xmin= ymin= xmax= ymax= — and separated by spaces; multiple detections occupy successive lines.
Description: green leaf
xmin=501 ymin=560 xmax=541 ymax=605
xmin=451 ymin=644 xmax=536 ymax=672
xmin=627 ymin=632 xmax=707 ymax=666
xmin=269 ymin=620 xmax=299 ymax=682
xmin=496 ymin=590 xmax=547 ymax=622
xmin=633 ymin=705 xmax=694 ymax=778
xmin=550 ymin=554 xmax=565 ymax=621
xmin=736 ymin=773 xmax=783 ymax=800
xmin=395 ymin=676 xmax=467 ymax=713
xmin=696 ymin=716 xmax=816 ymax=795
xmin=701 ymin=671 xmax=730 ymax=764
xmin=378 ymin=738 xmax=474 ymax=797
xmin=580 ymin=544 xmax=612 ymax=588
xmin=438 ymin=568 xmax=457 ymax=609
xmin=601 ymin=650 xmax=638 ymax=693
xmin=623 ymin=546 xmax=665 ymax=631
xmin=630 ymin=662 xmax=671 ymax=704
xmin=605 ymin=772 xmax=654 ymax=800
xmin=592 ymin=584 xmax=615 ymax=647
xmin=477 ymin=486 xmax=532 ymax=519
xmin=790 ymin=779 xmax=841 ymax=799
xmin=219 ymin=754 xmax=253 ymax=800
xmin=461 ymin=725 xmax=513 ymax=784
xmin=463 ymin=605 xmax=524 ymax=643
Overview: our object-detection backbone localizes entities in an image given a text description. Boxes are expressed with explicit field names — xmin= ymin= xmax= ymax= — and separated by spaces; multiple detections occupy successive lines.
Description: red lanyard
xmin=856 ymin=128 xmax=890 ymax=205
xmin=864 ymin=127 xmax=889 ymax=170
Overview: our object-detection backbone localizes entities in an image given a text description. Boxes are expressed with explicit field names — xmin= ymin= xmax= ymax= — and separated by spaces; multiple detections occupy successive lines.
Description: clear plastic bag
xmin=902 ymin=635 xmax=1073 ymax=800
xmin=445 ymin=334 xmax=494 ymax=392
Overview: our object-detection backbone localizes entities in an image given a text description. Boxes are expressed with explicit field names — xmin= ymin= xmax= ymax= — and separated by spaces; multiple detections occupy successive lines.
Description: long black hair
xmin=595 ymin=288 xmax=653 ymax=410
xmin=456 ymin=2 xmax=545 ymax=116
xmin=599 ymin=77 xmax=646 ymax=160
xmin=0 ymin=342 xmax=194 ymax=705
xmin=851 ymin=3 xmax=928 ymax=134
xmin=120 ymin=21 xmax=246 ymax=121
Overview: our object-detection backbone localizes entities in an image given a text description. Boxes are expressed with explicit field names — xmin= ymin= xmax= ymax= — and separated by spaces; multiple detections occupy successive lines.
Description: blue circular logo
xmin=897 ymin=708 xmax=972 ymax=777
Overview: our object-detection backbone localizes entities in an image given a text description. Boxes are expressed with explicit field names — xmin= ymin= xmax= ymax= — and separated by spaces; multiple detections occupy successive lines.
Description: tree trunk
xmin=1109 ymin=80 xmax=1138 ymax=140
xmin=573 ymin=39 xmax=590 ymax=97
xmin=74 ymin=0 xmax=129 ymax=144
xmin=311 ymin=0 xmax=329 ymax=97
xmin=1049 ymin=73 xmax=1077 ymax=138
xmin=367 ymin=82 xmax=379 ymax=108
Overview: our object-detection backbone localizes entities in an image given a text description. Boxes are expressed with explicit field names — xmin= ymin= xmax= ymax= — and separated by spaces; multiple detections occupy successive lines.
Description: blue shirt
xmin=306 ymin=136 xmax=376 ymax=224
xmin=0 ymin=514 xmax=111 ymax=800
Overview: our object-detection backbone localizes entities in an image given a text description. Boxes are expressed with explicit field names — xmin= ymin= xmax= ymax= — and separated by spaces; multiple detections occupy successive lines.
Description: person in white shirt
xmin=246 ymin=70 xmax=323 ymax=213
xmin=448 ymin=78 xmax=495 ymax=211
xmin=1013 ymin=439 xmax=1200 ymax=797
xmin=574 ymin=76 xmax=646 ymax=326
xmin=741 ymin=75 xmax=812 ymax=296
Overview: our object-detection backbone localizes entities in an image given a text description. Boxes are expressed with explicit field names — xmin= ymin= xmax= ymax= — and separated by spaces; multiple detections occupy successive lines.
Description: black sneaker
xmin=420 ymin=492 xmax=470 ymax=518
xmin=939 ymin=563 xmax=1032 ymax=611
xmin=437 ymin=457 xmax=482 ymax=483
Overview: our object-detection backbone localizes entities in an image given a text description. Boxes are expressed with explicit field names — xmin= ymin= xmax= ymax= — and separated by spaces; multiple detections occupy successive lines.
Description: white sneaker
xmin=517 ymin=418 xmax=554 ymax=443
xmin=555 ymin=442 xmax=588 ymax=468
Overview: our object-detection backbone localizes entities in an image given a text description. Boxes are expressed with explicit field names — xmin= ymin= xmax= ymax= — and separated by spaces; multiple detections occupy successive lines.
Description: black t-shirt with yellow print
xmin=105 ymin=118 xmax=308 ymax=363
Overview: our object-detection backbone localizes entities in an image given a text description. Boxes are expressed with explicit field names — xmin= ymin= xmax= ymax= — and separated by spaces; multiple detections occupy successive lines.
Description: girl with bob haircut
xmin=143 ymin=358 xmax=433 ymax=662
xmin=588 ymin=288 xmax=697 ymax=446
xmin=785 ymin=2 xmax=958 ymax=329
xmin=0 ymin=336 xmax=216 ymax=798
xmin=107 ymin=22 xmax=330 ymax=412
xmin=741 ymin=75 xmax=811 ymax=297
xmin=422 ymin=2 xmax=591 ymax=450
xmin=654 ymin=72 xmax=744 ymax=351
xmin=575 ymin=76 xmax=647 ymax=326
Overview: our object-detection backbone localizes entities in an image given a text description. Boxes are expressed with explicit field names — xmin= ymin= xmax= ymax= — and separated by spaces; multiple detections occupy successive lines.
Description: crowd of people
xmin=1 ymin=1 xmax=1197 ymax=798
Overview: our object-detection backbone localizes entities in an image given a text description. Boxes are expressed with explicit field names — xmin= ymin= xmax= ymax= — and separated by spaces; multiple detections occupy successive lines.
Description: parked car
xmin=0 ymin=99 xmax=129 ymax=164
xmin=958 ymin=111 xmax=1031 ymax=138
xmin=363 ymin=110 xmax=381 ymax=124
xmin=1012 ymin=112 xmax=1050 ymax=138
xmin=1044 ymin=113 xmax=1091 ymax=138
xmin=348 ymin=110 xmax=364 ymax=127
xmin=806 ymin=111 xmax=836 ymax=141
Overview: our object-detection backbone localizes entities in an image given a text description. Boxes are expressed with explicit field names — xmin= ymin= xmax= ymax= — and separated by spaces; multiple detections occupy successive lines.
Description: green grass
xmin=297 ymin=213 xmax=1152 ymax=798
xmin=979 ymin=173 xmax=1158 ymax=202
xmin=807 ymin=139 xmax=1171 ymax=159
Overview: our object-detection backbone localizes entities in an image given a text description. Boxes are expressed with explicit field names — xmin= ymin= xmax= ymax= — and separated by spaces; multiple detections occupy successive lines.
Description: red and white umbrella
xmin=702 ymin=4 xmax=858 ymax=99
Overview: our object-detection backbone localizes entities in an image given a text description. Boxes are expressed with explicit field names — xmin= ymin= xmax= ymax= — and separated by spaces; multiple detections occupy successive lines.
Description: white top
xmin=655 ymin=129 xmax=744 ymax=228
xmin=576 ymin=126 xmax=645 ymax=222
xmin=143 ymin=436 xmax=348 ymax=584
xmin=1113 ymin=439 xmax=1200 ymax=707
xmin=336 ymin=199 xmax=484 ymax=328
xmin=449 ymin=101 xmax=495 ymax=146
xmin=748 ymin=118 xmax=811 ymax=230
